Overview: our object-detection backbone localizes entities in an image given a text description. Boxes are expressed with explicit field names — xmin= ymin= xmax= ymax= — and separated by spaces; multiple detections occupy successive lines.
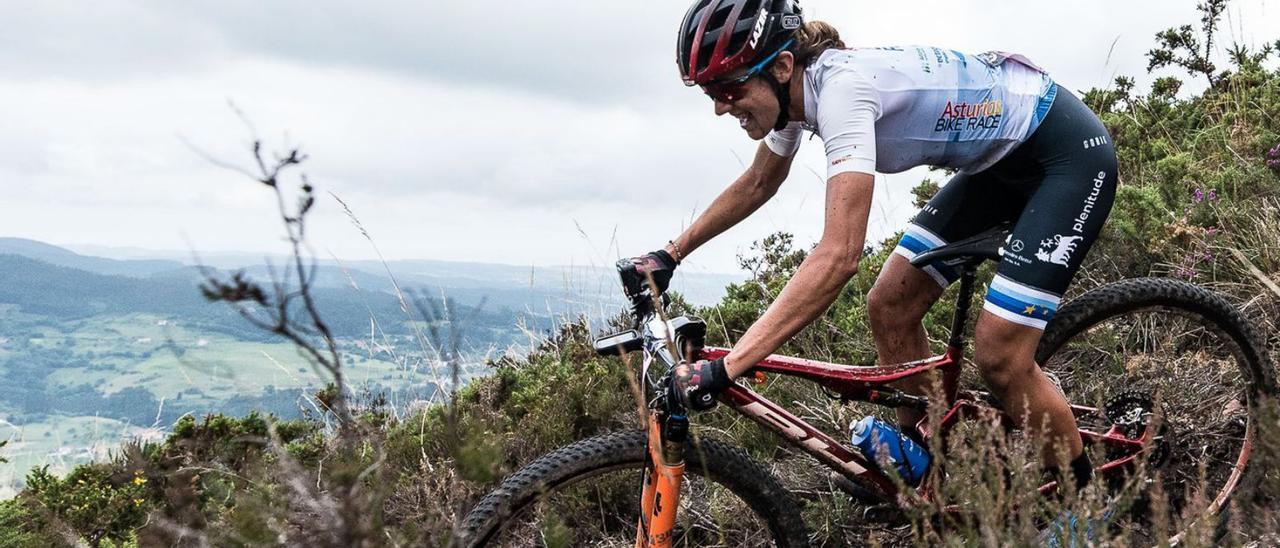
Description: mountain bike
xmin=458 ymin=225 xmax=1277 ymax=547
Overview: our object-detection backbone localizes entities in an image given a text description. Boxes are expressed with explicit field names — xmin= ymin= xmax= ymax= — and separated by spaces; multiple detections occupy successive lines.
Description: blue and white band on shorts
xmin=891 ymin=223 xmax=960 ymax=288
xmin=890 ymin=87 xmax=1117 ymax=332
xmin=982 ymin=274 xmax=1061 ymax=330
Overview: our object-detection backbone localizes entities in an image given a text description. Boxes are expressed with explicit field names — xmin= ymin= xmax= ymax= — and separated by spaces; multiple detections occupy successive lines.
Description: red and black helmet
xmin=677 ymin=0 xmax=804 ymax=86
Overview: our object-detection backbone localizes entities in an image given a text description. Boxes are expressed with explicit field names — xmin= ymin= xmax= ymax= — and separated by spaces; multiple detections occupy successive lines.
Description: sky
xmin=2 ymin=1 xmax=1278 ymax=276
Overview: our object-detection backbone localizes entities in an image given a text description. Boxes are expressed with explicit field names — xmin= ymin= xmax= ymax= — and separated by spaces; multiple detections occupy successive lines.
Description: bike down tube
xmin=719 ymin=383 xmax=900 ymax=497
xmin=636 ymin=412 xmax=684 ymax=548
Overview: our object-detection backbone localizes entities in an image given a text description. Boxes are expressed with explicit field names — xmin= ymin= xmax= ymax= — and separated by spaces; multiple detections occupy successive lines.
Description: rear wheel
xmin=1037 ymin=277 xmax=1278 ymax=543
xmin=458 ymin=429 xmax=810 ymax=547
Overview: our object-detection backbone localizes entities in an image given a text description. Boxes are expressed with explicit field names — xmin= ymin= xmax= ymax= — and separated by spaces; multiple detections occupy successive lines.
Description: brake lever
xmin=658 ymin=367 xmax=689 ymax=417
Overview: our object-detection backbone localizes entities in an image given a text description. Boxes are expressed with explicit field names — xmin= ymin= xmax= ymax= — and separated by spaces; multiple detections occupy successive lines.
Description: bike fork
xmin=636 ymin=412 xmax=686 ymax=548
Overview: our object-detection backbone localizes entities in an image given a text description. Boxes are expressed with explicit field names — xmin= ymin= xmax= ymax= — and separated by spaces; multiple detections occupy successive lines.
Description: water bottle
xmin=849 ymin=416 xmax=931 ymax=486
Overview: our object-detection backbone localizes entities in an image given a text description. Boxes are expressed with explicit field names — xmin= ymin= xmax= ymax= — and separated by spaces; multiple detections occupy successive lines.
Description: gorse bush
xmin=5 ymin=8 xmax=1280 ymax=547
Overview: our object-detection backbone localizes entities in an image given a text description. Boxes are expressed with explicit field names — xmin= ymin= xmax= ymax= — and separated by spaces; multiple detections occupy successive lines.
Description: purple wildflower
xmin=1207 ymin=189 xmax=1217 ymax=201
xmin=1193 ymin=188 xmax=1204 ymax=202
xmin=1206 ymin=226 xmax=1220 ymax=236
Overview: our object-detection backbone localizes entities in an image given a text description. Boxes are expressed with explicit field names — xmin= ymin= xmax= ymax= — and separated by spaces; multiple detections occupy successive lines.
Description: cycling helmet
xmin=677 ymin=0 xmax=804 ymax=130
xmin=677 ymin=0 xmax=803 ymax=86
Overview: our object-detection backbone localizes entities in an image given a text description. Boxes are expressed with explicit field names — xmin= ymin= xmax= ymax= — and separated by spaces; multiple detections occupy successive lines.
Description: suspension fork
xmin=636 ymin=411 xmax=687 ymax=548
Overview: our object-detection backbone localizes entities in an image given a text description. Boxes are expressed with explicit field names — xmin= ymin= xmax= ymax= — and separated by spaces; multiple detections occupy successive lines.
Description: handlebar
xmin=590 ymin=314 xmax=705 ymax=370
xmin=590 ymin=261 xmax=711 ymax=416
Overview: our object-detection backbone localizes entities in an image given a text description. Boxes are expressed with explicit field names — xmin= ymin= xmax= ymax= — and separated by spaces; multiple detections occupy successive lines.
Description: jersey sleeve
xmin=764 ymin=122 xmax=803 ymax=157
xmin=815 ymin=70 xmax=881 ymax=178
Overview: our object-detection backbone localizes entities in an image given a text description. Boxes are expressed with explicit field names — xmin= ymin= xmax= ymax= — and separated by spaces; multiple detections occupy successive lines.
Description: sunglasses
xmin=701 ymin=72 xmax=756 ymax=103
xmin=698 ymin=39 xmax=794 ymax=104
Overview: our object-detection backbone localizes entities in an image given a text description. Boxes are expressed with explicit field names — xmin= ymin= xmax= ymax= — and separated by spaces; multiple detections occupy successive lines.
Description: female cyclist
xmin=621 ymin=0 xmax=1117 ymax=489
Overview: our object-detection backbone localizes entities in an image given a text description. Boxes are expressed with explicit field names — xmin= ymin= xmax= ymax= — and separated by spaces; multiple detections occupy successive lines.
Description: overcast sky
xmin=2 ymin=1 xmax=1278 ymax=276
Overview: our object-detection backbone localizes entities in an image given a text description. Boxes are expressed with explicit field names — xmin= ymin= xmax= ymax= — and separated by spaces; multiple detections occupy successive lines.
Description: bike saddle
xmin=908 ymin=224 xmax=1011 ymax=268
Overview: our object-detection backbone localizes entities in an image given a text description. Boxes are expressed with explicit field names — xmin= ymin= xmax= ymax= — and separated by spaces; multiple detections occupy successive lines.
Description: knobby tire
xmin=458 ymin=429 xmax=810 ymax=547
xmin=1037 ymin=277 xmax=1278 ymax=540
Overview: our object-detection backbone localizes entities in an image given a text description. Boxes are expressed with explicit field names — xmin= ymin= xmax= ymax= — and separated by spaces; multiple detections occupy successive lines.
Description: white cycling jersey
xmin=765 ymin=46 xmax=1057 ymax=179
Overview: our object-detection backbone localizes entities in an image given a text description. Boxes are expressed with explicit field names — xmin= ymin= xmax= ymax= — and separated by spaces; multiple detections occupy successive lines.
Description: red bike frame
xmin=630 ymin=263 xmax=1160 ymax=546
xmin=698 ymin=343 xmax=1154 ymax=500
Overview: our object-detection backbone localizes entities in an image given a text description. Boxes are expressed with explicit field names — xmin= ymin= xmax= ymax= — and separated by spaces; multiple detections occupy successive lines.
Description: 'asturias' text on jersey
xmin=935 ymin=99 xmax=1004 ymax=132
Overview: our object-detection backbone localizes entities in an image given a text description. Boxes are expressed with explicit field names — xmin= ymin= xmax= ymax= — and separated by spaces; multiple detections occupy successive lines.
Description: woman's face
xmin=709 ymin=76 xmax=780 ymax=140
xmin=703 ymin=52 xmax=795 ymax=140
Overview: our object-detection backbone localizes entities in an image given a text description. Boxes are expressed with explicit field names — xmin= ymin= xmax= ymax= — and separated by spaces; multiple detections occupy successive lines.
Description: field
xmin=0 ymin=312 xmax=452 ymax=497
xmin=36 ymin=315 xmax=417 ymax=403
xmin=0 ymin=416 xmax=153 ymax=499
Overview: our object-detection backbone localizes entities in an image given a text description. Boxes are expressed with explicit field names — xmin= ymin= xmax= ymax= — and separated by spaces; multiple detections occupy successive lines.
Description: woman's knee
xmin=868 ymin=257 xmax=941 ymax=333
xmin=974 ymin=346 xmax=1028 ymax=392
xmin=973 ymin=314 xmax=1042 ymax=391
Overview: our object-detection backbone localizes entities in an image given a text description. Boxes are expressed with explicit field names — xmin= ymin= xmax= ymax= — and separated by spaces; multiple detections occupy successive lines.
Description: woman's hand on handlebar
xmin=617 ymin=249 xmax=679 ymax=299
xmin=670 ymin=358 xmax=731 ymax=412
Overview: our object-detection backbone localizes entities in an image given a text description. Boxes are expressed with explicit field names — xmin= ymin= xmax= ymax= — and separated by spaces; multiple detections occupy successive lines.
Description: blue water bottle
xmin=850 ymin=416 xmax=931 ymax=486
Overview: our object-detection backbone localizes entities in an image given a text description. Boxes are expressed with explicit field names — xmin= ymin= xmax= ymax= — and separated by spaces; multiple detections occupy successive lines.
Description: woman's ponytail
xmin=788 ymin=21 xmax=846 ymax=66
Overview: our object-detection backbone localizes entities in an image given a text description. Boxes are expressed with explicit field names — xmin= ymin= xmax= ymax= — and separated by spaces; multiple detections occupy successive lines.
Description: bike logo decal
xmin=738 ymin=401 xmax=869 ymax=476
xmin=1035 ymin=234 xmax=1082 ymax=267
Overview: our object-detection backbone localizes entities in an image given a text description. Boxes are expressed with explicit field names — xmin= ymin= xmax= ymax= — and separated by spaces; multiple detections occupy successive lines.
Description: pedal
xmin=828 ymin=472 xmax=880 ymax=504
xmin=861 ymin=503 xmax=908 ymax=525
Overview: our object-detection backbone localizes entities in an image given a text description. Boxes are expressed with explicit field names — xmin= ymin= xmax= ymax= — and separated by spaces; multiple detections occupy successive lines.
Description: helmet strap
xmin=760 ymin=70 xmax=791 ymax=131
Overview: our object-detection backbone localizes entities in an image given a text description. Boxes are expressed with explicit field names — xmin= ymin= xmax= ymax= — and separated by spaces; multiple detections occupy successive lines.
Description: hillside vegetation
xmin=3 ymin=12 xmax=1279 ymax=547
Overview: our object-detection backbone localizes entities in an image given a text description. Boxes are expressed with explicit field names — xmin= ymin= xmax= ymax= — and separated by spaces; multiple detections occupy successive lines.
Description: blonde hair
xmin=788 ymin=21 xmax=846 ymax=66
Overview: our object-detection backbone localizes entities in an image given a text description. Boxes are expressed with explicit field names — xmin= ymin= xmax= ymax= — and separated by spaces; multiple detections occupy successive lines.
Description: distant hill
xmin=0 ymin=238 xmax=185 ymax=278
xmin=0 ymin=254 xmax=524 ymax=342
xmin=56 ymin=241 xmax=739 ymax=309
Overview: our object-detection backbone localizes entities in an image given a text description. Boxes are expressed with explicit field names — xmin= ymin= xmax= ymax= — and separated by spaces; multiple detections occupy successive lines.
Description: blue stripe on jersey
xmin=1029 ymin=82 xmax=1058 ymax=132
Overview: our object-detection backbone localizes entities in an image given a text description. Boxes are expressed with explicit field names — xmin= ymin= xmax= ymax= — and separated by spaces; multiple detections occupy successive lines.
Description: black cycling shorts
xmin=892 ymin=85 xmax=1118 ymax=330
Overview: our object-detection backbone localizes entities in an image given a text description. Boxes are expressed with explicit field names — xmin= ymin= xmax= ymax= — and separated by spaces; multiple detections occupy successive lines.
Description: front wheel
xmin=1037 ymin=277 xmax=1278 ymax=543
xmin=458 ymin=429 xmax=810 ymax=547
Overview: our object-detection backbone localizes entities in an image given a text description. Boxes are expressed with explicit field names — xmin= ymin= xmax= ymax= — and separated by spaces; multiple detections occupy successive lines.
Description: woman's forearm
xmin=669 ymin=172 xmax=778 ymax=259
xmin=723 ymin=248 xmax=858 ymax=377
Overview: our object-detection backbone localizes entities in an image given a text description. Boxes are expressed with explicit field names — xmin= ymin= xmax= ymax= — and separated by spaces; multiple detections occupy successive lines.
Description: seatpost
xmin=948 ymin=264 xmax=978 ymax=350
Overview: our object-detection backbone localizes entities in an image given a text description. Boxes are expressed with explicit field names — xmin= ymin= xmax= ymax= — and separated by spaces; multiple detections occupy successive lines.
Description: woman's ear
xmin=769 ymin=51 xmax=795 ymax=82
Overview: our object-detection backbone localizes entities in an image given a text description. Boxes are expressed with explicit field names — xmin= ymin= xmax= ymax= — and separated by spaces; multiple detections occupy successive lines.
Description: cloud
xmin=3 ymin=0 xmax=1278 ymax=273
xmin=0 ymin=1 xmax=228 ymax=82
xmin=2 ymin=1 xmax=685 ymax=104
xmin=156 ymin=1 xmax=681 ymax=103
